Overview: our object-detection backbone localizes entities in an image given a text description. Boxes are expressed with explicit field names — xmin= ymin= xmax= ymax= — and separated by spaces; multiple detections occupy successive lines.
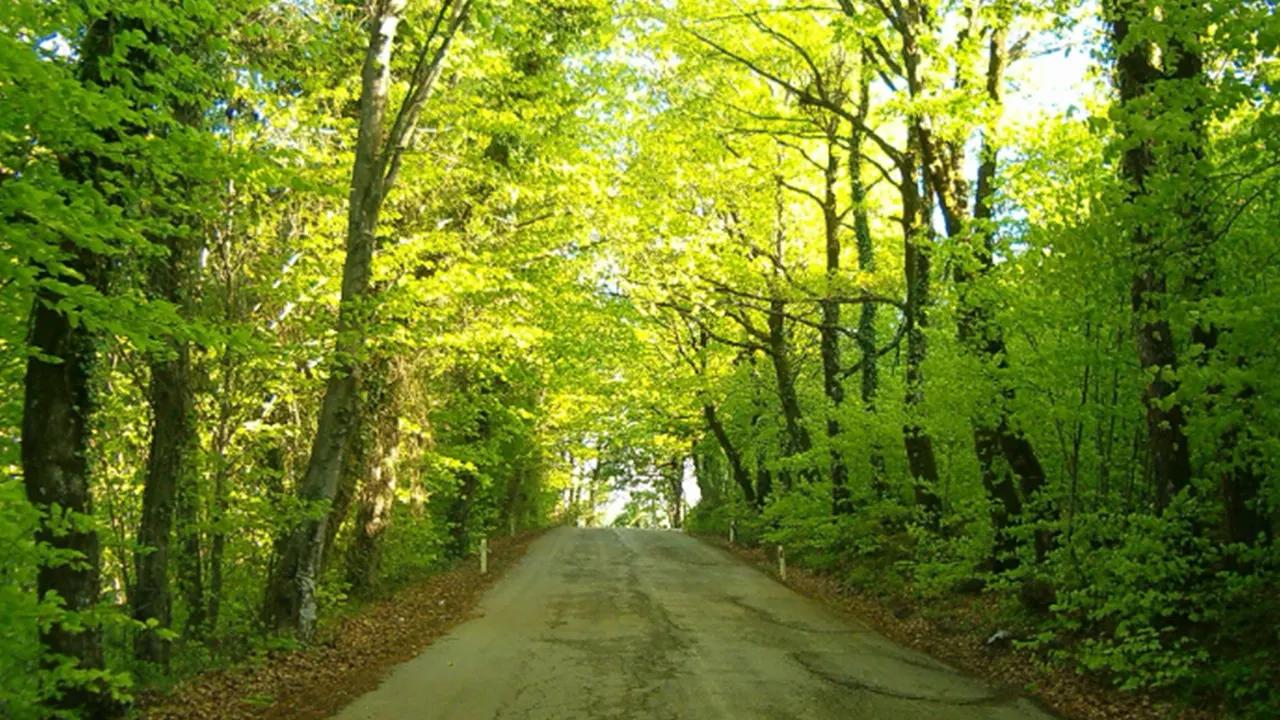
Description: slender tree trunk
xmin=447 ymin=471 xmax=481 ymax=558
xmin=757 ymin=176 xmax=815 ymax=489
xmin=323 ymin=420 xmax=365 ymax=569
xmin=745 ymin=368 xmax=776 ymax=506
xmin=900 ymin=164 xmax=943 ymax=527
xmin=207 ymin=464 xmax=228 ymax=631
xmin=692 ymin=438 xmax=726 ymax=508
xmin=263 ymin=0 xmax=401 ymax=637
xmin=206 ymin=368 xmax=235 ymax=633
xmin=938 ymin=24 xmax=1051 ymax=567
xmin=957 ymin=26 xmax=1022 ymax=569
xmin=134 ymin=120 xmax=205 ymax=653
xmin=817 ymin=131 xmax=851 ymax=515
xmin=767 ymin=297 xmax=814 ymax=487
xmin=704 ymin=404 xmax=755 ymax=507
xmin=667 ymin=457 xmax=685 ymax=528
xmin=133 ymin=343 xmax=195 ymax=663
xmin=892 ymin=1 xmax=945 ymax=528
xmin=1164 ymin=14 xmax=1266 ymax=545
xmin=849 ymin=68 xmax=888 ymax=495
xmin=175 ymin=475 xmax=206 ymax=637
xmin=755 ymin=458 xmax=774 ymax=507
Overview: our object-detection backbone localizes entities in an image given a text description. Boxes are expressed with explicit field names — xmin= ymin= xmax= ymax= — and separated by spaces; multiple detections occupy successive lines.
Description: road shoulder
xmin=139 ymin=531 xmax=546 ymax=720
xmin=692 ymin=533 xmax=1208 ymax=720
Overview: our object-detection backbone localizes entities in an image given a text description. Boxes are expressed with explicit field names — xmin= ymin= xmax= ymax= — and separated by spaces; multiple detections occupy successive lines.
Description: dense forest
xmin=2 ymin=0 xmax=1277 ymax=717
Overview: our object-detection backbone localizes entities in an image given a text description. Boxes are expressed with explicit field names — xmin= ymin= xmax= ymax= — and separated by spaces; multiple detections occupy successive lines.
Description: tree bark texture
xmin=1106 ymin=0 xmax=1193 ymax=513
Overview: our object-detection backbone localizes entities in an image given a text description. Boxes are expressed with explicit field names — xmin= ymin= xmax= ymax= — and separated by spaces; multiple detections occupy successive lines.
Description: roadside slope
xmin=140 ymin=532 xmax=543 ymax=720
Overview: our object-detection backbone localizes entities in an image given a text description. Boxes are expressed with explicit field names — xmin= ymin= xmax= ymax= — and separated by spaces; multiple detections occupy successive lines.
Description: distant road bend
xmin=334 ymin=528 xmax=1056 ymax=720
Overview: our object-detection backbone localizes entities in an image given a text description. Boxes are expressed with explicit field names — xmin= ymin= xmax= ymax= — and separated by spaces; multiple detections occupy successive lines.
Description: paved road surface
xmin=333 ymin=528 xmax=1056 ymax=720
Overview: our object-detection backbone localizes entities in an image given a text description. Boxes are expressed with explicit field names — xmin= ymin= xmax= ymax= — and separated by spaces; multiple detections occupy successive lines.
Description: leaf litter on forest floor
xmin=138 ymin=531 xmax=544 ymax=720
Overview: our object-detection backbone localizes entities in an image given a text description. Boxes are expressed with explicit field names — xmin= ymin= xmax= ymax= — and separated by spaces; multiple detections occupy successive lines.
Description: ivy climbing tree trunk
xmin=346 ymin=370 xmax=403 ymax=594
xmin=848 ymin=64 xmax=888 ymax=496
xmin=264 ymin=0 xmax=473 ymax=639
xmin=19 ymin=15 xmax=121 ymax=717
xmin=900 ymin=150 xmax=943 ymax=528
xmin=22 ymin=254 xmax=109 ymax=714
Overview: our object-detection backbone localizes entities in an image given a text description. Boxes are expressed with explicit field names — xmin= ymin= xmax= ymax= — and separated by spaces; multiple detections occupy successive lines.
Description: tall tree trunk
xmin=900 ymin=142 xmax=943 ymax=528
xmin=758 ymin=176 xmax=815 ymax=489
xmin=175 ymin=472 xmax=206 ymax=637
xmin=767 ymin=297 xmax=814 ymax=488
xmin=818 ymin=131 xmax=850 ymax=515
xmin=894 ymin=0 xmax=944 ymax=528
xmin=1106 ymin=0 xmax=1193 ymax=512
xmin=943 ymin=24 xmax=1049 ymax=568
xmin=20 ymin=16 xmax=124 ymax=716
xmin=23 ymin=270 xmax=111 ymax=714
xmin=1162 ymin=11 xmax=1266 ymax=545
xmin=502 ymin=448 xmax=538 ymax=533
xmin=849 ymin=64 xmax=888 ymax=495
xmin=755 ymin=460 xmax=774 ymax=508
xmin=745 ymin=364 xmax=776 ymax=506
xmin=692 ymin=438 xmax=726 ymax=508
xmin=133 ymin=342 xmax=195 ymax=663
xmin=704 ymin=404 xmax=755 ymax=507
xmin=264 ymin=0 xmax=469 ymax=637
xmin=262 ymin=0 xmax=401 ymax=637
xmin=207 ymin=460 xmax=228 ymax=632
xmin=322 ymin=420 xmax=365 ymax=570
xmin=206 ymin=374 xmax=235 ymax=634
xmin=666 ymin=458 xmax=686 ymax=528
xmin=133 ymin=107 xmax=204 ymax=655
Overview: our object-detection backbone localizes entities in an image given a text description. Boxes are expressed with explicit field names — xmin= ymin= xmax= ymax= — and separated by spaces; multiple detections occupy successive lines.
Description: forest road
xmin=332 ymin=527 xmax=1057 ymax=720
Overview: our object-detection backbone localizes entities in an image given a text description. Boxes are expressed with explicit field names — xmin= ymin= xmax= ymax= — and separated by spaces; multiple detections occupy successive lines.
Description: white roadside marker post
xmin=729 ymin=520 xmax=736 ymax=545
xmin=778 ymin=545 xmax=786 ymax=581
xmin=480 ymin=538 xmax=488 ymax=575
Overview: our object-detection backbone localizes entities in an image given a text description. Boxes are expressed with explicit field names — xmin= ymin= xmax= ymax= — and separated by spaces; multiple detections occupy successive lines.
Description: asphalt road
xmin=333 ymin=527 xmax=1057 ymax=720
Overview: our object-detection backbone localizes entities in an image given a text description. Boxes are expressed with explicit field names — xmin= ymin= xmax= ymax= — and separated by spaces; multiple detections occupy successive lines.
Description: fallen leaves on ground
xmin=138 ymin=531 xmax=544 ymax=720
xmin=700 ymin=535 xmax=1218 ymax=720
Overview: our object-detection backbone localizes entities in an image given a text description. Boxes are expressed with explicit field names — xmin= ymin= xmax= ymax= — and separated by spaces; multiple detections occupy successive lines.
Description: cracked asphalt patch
xmin=332 ymin=528 xmax=1057 ymax=720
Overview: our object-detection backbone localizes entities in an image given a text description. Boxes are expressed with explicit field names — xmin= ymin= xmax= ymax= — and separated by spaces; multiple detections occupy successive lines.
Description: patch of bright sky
xmin=600 ymin=459 xmax=701 ymax=527
xmin=1005 ymin=13 xmax=1104 ymax=125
